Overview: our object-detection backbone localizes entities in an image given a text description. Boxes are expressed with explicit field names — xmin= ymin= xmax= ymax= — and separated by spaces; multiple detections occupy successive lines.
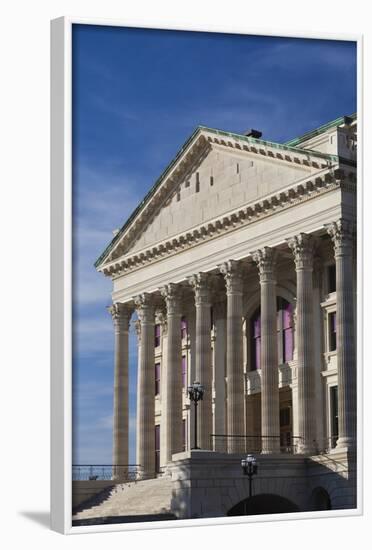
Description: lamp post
xmin=241 ymin=454 xmax=258 ymax=500
xmin=187 ymin=381 xmax=204 ymax=449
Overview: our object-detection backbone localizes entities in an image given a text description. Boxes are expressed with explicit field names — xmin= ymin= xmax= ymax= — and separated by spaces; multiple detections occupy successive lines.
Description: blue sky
xmin=71 ymin=25 xmax=356 ymax=465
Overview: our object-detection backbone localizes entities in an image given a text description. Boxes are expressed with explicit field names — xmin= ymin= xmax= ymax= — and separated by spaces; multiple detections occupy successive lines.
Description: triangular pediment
xmin=96 ymin=127 xmax=337 ymax=269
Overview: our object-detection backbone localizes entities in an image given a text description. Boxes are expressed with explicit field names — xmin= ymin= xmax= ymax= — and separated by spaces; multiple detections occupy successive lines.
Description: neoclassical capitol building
xmin=88 ymin=114 xmax=357 ymax=519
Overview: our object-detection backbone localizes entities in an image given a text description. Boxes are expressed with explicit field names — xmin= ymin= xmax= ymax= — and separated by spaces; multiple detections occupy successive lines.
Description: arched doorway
xmin=227 ymin=494 xmax=300 ymax=516
xmin=309 ymin=487 xmax=332 ymax=511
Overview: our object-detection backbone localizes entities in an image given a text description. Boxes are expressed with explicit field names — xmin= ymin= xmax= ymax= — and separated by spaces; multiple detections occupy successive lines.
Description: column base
xmin=296 ymin=443 xmax=316 ymax=455
xmin=334 ymin=437 xmax=356 ymax=453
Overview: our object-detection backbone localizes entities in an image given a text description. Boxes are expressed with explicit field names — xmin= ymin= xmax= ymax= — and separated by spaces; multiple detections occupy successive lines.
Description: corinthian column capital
xmin=219 ymin=260 xmax=244 ymax=294
xmin=251 ymin=247 xmax=277 ymax=282
xmin=108 ymin=303 xmax=132 ymax=331
xmin=133 ymin=293 xmax=155 ymax=323
xmin=325 ymin=218 xmax=355 ymax=256
xmin=188 ymin=272 xmax=211 ymax=305
xmin=287 ymin=233 xmax=314 ymax=270
xmin=160 ymin=283 xmax=182 ymax=316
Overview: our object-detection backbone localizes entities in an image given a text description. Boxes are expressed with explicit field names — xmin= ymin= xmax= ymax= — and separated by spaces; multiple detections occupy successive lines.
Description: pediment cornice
xmin=95 ymin=125 xmax=355 ymax=270
xmin=100 ymin=168 xmax=355 ymax=279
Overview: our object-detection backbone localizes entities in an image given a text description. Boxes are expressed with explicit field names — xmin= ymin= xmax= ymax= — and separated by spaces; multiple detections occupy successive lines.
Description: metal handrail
xmin=210 ymin=434 xmax=303 ymax=454
xmin=72 ymin=464 xmax=143 ymax=481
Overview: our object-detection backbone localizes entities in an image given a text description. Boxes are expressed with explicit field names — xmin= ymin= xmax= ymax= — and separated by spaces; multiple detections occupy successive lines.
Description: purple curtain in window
xmin=283 ymin=328 xmax=293 ymax=362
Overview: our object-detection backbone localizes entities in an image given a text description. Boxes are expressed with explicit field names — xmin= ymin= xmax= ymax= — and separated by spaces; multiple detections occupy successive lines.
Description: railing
xmin=210 ymin=434 xmax=303 ymax=454
xmin=72 ymin=464 xmax=143 ymax=481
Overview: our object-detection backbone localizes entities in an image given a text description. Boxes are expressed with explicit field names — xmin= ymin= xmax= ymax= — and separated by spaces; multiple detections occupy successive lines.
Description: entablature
xmin=102 ymin=169 xmax=355 ymax=280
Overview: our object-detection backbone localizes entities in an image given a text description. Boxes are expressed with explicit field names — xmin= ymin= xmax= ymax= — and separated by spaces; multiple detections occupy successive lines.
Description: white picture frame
xmin=51 ymin=16 xmax=363 ymax=534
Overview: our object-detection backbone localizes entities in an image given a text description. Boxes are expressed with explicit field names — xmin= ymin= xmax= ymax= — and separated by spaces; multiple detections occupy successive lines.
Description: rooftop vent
xmin=244 ymin=129 xmax=262 ymax=139
xmin=343 ymin=116 xmax=353 ymax=126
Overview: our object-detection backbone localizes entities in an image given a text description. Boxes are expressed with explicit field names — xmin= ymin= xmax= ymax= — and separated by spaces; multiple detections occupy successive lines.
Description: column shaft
xmin=253 ymin=247 xmax=280 ymax=454
xmin=220 ymin=261 xmax=245 ymax=452
xmin=110 ymin=303 xmax=131 ymax=479
xmin=288 ymin=234 xmax=316 ymax=453
xmin=161 ymin=284 xmax=183 ymax=463
xmin=213 ymin=300 xmax=227 ymax=450
xmin=327 ymin=219 xmax=356 ymax=450
xmin=189 ymin=273 xmax=212 ymax=449
xmin=135 ymin=294 xmax=155 ymax=478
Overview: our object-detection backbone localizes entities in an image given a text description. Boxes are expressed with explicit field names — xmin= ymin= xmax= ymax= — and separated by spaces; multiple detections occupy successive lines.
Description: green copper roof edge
xmin=95 ymin=123 xmax=352 ymax=269
xmin=198 ymin=125 xmax=340 ymax=162
xmin=284 ymin=113 xmax=357 ymax=147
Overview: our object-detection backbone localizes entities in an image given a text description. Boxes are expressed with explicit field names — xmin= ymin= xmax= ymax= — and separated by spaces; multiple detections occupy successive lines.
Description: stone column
xmin=161 ymin=283 xmax=183 ymax=463
xmin=213 ymin=299 xmax=227 ymax=450
xmin=326 ymin=219 xmax=356 ymax=450
xmin=134 ymin=293 xmax=155 ymax=478
xmin=287 ymin=234 xmax=316 ymax=454
xmin=109 ymin=303 xmax=132 ymax=479
xmin=188 ymin=273 xmax=212 ymax=449
xmin=252 ymin=247 xmax=280 ymax=454
xmin=220 ymin=261 xmax=245 ymax=452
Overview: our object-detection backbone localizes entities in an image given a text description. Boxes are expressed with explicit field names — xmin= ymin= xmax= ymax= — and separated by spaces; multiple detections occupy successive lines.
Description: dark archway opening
xmin=309 ymin=487 xmax=332 ymax=511
xmin=227 ymin=494 xmax=300 ymax=516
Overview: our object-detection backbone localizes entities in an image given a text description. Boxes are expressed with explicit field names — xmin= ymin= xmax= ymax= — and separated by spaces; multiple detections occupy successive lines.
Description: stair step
xmin=73 ymin=477 xmax=174 ymax=521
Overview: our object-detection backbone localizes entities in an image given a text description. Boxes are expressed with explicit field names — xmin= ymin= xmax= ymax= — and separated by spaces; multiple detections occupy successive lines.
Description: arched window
xmin=249 ymin=298 xmax=294 ymax=371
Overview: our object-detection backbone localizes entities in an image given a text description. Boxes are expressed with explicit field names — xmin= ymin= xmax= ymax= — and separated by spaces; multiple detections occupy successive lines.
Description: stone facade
xmin=97 ymin=114 xmax=358 ymax=517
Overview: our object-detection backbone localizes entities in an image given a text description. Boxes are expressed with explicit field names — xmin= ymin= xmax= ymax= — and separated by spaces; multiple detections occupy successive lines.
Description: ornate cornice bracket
xmin=287 ymin=233 xmax=314 ymax=270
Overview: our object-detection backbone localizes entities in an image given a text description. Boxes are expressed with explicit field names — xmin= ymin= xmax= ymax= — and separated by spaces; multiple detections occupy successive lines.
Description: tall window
xmin=154 ymin=324 xmax=161 ymax=347
xmin=330 ymin=386 xmax=338 ymax=448
xmin=155 ymin=425 xmax=160 ymax=473
xmin=328 ymin=312 xmax=337 ymax=351
xmin=181 ymin=355 xmax=187 ymax=388
xmin=250 ymin=298 xmax=294 ymax=370
xmin=182 ymin=419 xmax=186 ymax=451
xmin=195 ymin=172 xmax=200 ymax=193
xmin=277 ymin=298 xmax=294 ymax=364
xmin=327 ymin=264 xmax=336 ymax=293
xmin=155 ymin=363 xmax=161 ymax=396
xmin=181 ymin=316 xmax=187 ymax=340
xmin=250 ymin=307 xmax=261 ymax=371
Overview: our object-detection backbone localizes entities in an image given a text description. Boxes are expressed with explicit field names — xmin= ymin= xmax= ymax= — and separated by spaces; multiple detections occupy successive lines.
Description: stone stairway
xmin=72 ymin=476 xmax=174 ymax=523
